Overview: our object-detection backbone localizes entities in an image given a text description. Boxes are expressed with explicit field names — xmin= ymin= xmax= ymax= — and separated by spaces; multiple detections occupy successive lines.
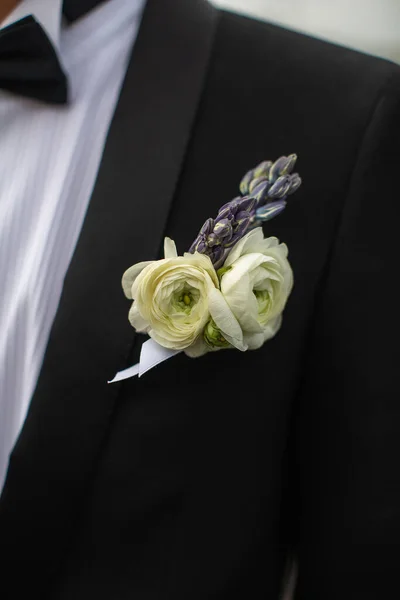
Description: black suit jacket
xmin=1 ymin=1 xmax=400 ymax=598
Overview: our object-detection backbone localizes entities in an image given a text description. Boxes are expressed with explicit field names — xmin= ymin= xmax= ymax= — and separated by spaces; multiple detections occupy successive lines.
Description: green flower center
xmin=171 ymin=286 xmax=199 ymax=314
xmin=204 ymin=319 xmax=230 ymax=348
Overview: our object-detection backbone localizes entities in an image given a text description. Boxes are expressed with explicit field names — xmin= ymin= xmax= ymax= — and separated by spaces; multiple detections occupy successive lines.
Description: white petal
xmin=244 ymin=315 xmax=283 ymax=349
xmin=263 ymin=314 xmax=283 ymax=342
xmin=128 ymin=303 xmax=150 ymax=332
xmin=185 ymin=335 xmax=210 ymax=358
xmin=222 ymin=253 xmax=273 ymax=295
xmin=208 ymin=287 xmax=247 ymax=351
xmin=164 ymin=237 xmax=178 ymax=258
xmin=260 ymin=236 xmax=280 ymax=251
xmin=265 ymin=243 xmax=290 ymax=263
xmin=243 ymin=331 xmax=265 ymax=350
xmin=149 ymin=328 xmax=195 ymax=351
xmin=182 ymin=252 xmax=219 ymax=287
xmin=221 ymin=268 xmax=262 ymax=334
xmin=251 ymin=265 xmax=273 ymax=289
xmin=122 ymin=261 xmax=154 ymax=298
xmin=224 ymin=228 xmax=264 ymax=266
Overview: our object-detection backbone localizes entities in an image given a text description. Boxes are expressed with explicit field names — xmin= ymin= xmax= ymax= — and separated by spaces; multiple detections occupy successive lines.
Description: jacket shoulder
xmin=215 ymin=9 xmax=400 ymax=102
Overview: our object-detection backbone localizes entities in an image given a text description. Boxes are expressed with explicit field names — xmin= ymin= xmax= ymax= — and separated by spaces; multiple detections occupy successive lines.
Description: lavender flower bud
xmin=239 ymin=170 xmax=254 ymax=196
xmin=249 ymin=176 xmax=267 ymax=194
xmin=188 ymin=217 xmax=214 ymax=254
xmin=237 ymin=196 xmax=256 ymax=213
xmin=269 ymin=155 xmax=298 ymax=183
xmin=210 ymin=245 xmax=226 ymax=269
xmin=207 ymin=232 xmax=219 ymax=247
xmin=216 ymin=204 xmax=234 ymax=221
xmin=199 ymin=218 xmax=213 ymax=236
xmin=213 ymin=218 xmax=233 ymax=242
xmin=287 ymin=173 xmax=302 ymax=195
xmin=249 ymin=179 xmax=270 ymax=204
xmin=268 ymin=175 xmax=292 ymax=199
xmin=255 ymin=199 xmax=287 ymax=222
xmin=253 ymin=160 xmax=273 ymax=180
xmin=232 ymin=213 xmax=251 ymax=240
xmin=282 ymin=154 xmax=298 ymax=175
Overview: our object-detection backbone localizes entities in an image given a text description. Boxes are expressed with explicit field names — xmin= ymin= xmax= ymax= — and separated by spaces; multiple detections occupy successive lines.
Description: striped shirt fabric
xmin=0 ymin=0 xmax=146 ymax=491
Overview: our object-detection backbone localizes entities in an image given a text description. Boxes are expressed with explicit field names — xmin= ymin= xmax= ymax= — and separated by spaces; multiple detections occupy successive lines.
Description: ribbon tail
xmin=107 ymin=362 xmax=140 ymax=383
xmin=108 ymin=338 xmax=181 ymax=383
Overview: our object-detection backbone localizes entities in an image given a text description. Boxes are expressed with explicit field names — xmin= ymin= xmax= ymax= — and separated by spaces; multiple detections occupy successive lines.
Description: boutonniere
xmin=109 ymin=154 xmax=301 ymax=382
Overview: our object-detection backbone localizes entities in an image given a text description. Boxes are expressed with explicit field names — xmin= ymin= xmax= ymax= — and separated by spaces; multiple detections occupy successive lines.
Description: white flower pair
xmin=122 ymin=227 xmax=293 ymax=358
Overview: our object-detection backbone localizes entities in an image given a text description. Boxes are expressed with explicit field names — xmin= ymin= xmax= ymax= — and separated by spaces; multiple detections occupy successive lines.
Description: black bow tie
xmin=0 ymin=0 xmax=105 ymax=104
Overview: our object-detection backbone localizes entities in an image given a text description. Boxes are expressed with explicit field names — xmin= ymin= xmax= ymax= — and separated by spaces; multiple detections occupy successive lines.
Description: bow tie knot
xmin=0 ymin=15 xmax=68 ymax=104
xmin=0 ymin=0 xmax=105 ymax=104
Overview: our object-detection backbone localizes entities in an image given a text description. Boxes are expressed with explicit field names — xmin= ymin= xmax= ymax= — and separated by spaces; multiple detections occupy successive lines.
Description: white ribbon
xmin=108 ymin=338 xmax=181 ymax=383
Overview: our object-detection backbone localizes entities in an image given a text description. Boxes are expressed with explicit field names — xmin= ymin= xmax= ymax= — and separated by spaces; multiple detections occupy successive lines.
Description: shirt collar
xmin=1 ymin=0 xmax=63 ymax=49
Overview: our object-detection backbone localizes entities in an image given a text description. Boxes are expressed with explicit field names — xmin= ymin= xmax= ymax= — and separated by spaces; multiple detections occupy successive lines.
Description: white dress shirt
xmin=0 ymin=0 xmax=146 ymax=491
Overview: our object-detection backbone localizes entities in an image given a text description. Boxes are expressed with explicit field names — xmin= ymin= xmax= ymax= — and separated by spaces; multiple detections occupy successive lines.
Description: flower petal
xmin=128 ymin=303 xmax=149 ymax=332
xmin=222 ymin=253 xmax=275 ymax=291
xmin=224 ymin=228 xmax=264 ymax=266
xmin=243 ymin=331 xmax=265 ymax=350
xmin=164 ymin=237 xmax=178 ymax=259
xmin=262 ymin=314 xmax=283 ymax=341
xmin=208 ymin=287 xmax=247 ymax=351
xmin=185 ymin=335 xmax=210 ymax=358
xmin=220 ymin=265 xmax=262 ymax=333
xmin=122 ymin=261 xmax=154 ymax=298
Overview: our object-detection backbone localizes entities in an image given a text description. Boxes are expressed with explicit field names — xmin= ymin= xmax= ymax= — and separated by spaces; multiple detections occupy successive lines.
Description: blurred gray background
xmin=212 ymin=0 xmax=400 ymax=64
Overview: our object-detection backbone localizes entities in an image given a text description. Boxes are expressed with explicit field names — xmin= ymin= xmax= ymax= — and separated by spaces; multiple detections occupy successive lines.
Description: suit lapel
xmin=0 ymin=0 xmax=218 ymax=583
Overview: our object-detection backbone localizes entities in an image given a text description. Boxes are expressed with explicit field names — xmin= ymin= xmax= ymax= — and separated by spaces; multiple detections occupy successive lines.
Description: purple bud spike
xmin=189 ymin=154 xmax=301 ymax=266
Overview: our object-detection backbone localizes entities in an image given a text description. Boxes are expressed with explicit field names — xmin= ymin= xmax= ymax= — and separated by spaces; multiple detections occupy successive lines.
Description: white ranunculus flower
xmin=122 ymin=238 xmax=246 ymax=355
xmin=218 ymin=227 xmax=293 ymax=350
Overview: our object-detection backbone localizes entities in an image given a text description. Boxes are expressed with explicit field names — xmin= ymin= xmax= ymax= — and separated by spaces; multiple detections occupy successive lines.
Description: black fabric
xmin=290 ymin=72 xmax=400 ymax=599
xmin=63 ymin=0 xmax=105 ymax=22
xmin=0 ymin=15 xmax=67 ymax=104
xmin=1 ymin=0 xmax=400 ymax=598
